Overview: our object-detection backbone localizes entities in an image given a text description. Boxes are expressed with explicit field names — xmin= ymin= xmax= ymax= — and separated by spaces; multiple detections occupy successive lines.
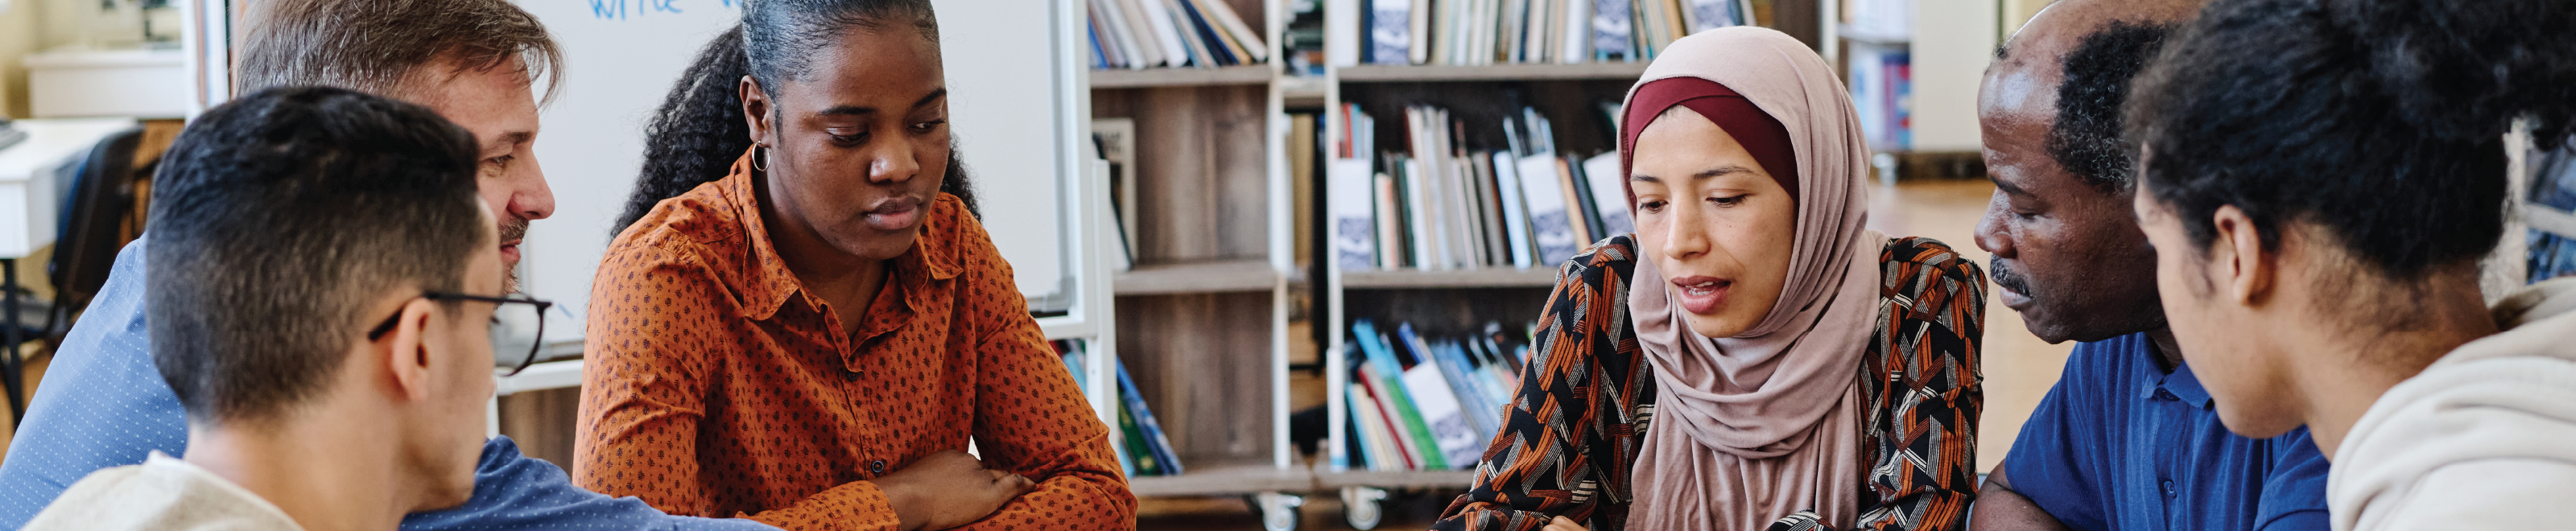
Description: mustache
xmin=499 ymin=216 xmax=530 ymax=243
xmin=1988 ymin=257 xmax=2033 ymax=295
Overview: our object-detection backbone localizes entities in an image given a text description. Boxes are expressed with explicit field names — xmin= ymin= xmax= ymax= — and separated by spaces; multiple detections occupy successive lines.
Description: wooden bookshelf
xmin=1314 ymin=468 xmax=1479 ymax=489
xmin=1085 ymin=1 xmax=1314 ymax=528
xmin=1115 ymin=259 xmax=1283 ymax=294
xmin=1129 ymin=463 xmax=1320 ymax=497
xmin=1335 ymin=62 xmax=1652 ymax=83
xmin=1340 ymin=267 xmax=1558 ymax=289
xmin=1090 ymin=65 xmax=1278 ymax=88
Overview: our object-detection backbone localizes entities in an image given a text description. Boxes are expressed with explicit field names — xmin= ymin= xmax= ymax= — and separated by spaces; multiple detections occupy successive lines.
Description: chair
xmin=0 ymin=128 xmax=142 ymax=426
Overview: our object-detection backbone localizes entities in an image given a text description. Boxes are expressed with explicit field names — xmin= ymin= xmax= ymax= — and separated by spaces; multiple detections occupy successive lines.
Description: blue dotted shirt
xmin=0 ymin=237 xmax=777 ymax=531
xmin=2001 ymin=332 xmax=2331 ymax=531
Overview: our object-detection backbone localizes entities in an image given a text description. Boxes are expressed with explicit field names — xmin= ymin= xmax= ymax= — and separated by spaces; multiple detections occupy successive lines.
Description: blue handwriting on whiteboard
xmin=587 ymin=0 xmax=736 ymax=20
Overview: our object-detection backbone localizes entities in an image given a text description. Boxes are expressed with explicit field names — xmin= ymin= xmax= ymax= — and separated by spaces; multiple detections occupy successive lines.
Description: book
xmin=1352 ymin=320 xmax=1447 ymax=469
xmin=1408 ymin=0 xmax=1432 ymax=64
xmin=1194 ymin=0 xmax=1271 ymax=62
xmin=1581 ymin=150 xmax=1636 ymax=237
xmin=1517 ymin=153 xmax=1583 ymax=265
xmin=1555 ymin=156 xmax=1598 ymax=246
xmin=1375 ymin=171 xmax=1407 ymax=270
xmin=1330 ymin=154 xmax=1380 ymax=270
xmin=1563 ymin=152 xmax=1608 ymax=245
xmin=1090 ymin=118 xmax=1141 ymax=270
xmin=1491 ymin=150 xmax=1536 ymax=268
xmin=1117 ymin=398 xmax=1161 ymax=476
xmin=1330 ymin=0 xmax=1364 ymax=66
xmin=1116 ymin=361 xmax=1186 ymax=475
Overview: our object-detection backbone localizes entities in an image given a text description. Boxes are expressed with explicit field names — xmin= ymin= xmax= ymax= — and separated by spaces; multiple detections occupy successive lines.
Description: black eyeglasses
xmin=366 ymin=291 xmax=555 ymax=377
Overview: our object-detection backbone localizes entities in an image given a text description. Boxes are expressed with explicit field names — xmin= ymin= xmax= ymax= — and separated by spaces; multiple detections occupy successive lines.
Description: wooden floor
xmin=0 ymin=178 xmax=2073 ymax=531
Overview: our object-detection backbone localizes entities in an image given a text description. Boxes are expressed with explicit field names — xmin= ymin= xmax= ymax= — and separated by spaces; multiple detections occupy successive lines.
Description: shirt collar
xmin=720 ymin=146 xmax=964 ymax=321
xmin=2157 ymin=360 xmax=2218 ymax=409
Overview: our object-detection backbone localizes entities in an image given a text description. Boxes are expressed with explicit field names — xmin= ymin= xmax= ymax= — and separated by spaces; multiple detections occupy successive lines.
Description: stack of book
xmin=1328 ymin=103 xmax=1635 ymax=272
xmin=1340 ymin=320 xmax=1530 ymax=471
xmin=1847 ymin=47 xmax=1911 ymax=150
xmin=1054 ymin=340 xmax=1186 ymax=478
xmin=1088 ymin=0 xmax=1271 ymax=69
xmin=1328 ymin=0 xmax=1759 ymax=66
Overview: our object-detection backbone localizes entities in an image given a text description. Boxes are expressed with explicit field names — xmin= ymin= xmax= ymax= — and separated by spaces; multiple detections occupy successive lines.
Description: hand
xmin=1545 ymin=516 xmax=1590 ymax=531
xmin=876 ymin=451 xmax=1037 ymax=531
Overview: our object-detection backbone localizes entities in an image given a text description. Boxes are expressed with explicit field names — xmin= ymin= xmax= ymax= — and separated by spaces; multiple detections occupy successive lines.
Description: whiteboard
xmin=511 ymin=0 xmax=1083 ymax=332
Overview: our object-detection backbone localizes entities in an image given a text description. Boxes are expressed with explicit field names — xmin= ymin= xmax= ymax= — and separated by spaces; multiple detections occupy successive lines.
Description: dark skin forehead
xmin=1985 ymin=0 xmax=2204 ymax=197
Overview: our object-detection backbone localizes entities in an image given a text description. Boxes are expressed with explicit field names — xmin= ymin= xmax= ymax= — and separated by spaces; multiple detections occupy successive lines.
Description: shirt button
xmin=869 ymin=459 xmax=887 ymax=475
xmin=844 ymin=370 xmax=860 ymax=382
xmin=2153 ymin=389 xmax=2177 ymax=401
xmin=2161 ymin=480 xmax=2177 ymax=497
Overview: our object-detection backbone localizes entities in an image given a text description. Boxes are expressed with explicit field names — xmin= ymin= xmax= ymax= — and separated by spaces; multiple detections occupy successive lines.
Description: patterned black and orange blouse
xmin=574 ymin=149 xmax=1134 ymax=530
xmin=1434 ymin=234 xmax=1985 ymax=531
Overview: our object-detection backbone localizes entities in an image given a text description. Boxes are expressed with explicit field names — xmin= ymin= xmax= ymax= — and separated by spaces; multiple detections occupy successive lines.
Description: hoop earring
xmin=751 ymin=146 xmax=770 ymax=172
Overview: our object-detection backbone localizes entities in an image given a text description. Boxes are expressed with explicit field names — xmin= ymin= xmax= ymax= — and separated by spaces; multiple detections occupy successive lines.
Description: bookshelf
xmin=1085 ymin=0 xmax=1311 ymax=528
xmin=1308 ymin=0 xmax=1716 ymax=525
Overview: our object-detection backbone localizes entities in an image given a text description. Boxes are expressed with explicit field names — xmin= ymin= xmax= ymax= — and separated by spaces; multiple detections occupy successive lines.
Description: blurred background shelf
xmin=1335 ymin=63 xmax=1653 ymax=83
xmin=1131 ymin=463 xmax=1323 ymax=497
xmin=1117 ymin=260 xmax=1284 ymax=294
xmin=1340 ymin=268 xmax=1558 ymax=290
xmin=1092 ymin=65 xmax=1280 ymax=88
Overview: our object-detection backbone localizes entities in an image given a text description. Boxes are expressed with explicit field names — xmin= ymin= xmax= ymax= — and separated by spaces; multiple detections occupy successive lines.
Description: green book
xmin=1117 ymin=396 xmax=1163 ymax=476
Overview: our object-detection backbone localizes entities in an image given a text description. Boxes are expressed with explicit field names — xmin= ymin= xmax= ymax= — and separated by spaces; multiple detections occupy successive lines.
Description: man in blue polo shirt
xmin=0 ymin=1 xmax=776 ymax=529
xmin=1965 ymin=0 xmax=2330 ymax=529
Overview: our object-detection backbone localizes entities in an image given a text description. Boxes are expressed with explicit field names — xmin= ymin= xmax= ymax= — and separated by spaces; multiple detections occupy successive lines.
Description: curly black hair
xmin=613 ymin=3 xmax=980 ymax=239
xmin=2128 ymin=0 xmax=2576 ymax=281
xmin=2046 ymin=20 xmax=2172 ymax=191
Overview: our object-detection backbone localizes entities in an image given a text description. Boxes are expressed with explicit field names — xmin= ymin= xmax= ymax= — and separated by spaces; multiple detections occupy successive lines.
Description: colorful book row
xmin=1088 ymin=0 xmax=1271 ymax=69
xmin=1327 ymin=0 xmax=1758 ymax=67
xmin=1340 ymin=320 xmax=1530 ymax=471
xmin=1328 ymin=103 xmax=1634 ymax=272
xmin=1053 ymin=340 xmax=1186 ymax=478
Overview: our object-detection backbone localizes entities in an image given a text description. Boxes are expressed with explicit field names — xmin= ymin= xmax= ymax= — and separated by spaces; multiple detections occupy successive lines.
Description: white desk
xmin=0 ymin=117 xmax=141 ymax=260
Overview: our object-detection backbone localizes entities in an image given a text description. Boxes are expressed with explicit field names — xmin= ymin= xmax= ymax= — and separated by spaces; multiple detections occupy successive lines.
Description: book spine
xmin=1354 ymin=321 xmax=1443 ymax=469
xmin=1374 ymin=171 xmax=1406 ymax=269
xmin=1331 ymin=0 xmax=1363 ymax=65
xmin=1356 ymin=362 xmax=1428 ymax=469
xmin=1581 ymin=151 xmax=1636 ymax=237
xmin=1117 ymin=397 xmax=1160 ymax=475
xmin=1198 ymin=0 xmax=1270 ymax=62
xmin=1129 ymin=0 xmax=1189 ymax=66
xmin=1410 ymin=0 xmax=1433 ymax=64
xmin=1516 ymin=154 xmax=1582 ymax=266
xmin=1117 ymin=362 xmax=1187 ymax=475
xmin=1492 ymin=150 xmax=1534 ymax=268
xmin=1554 ymin=156 xmax=1596 ymax=248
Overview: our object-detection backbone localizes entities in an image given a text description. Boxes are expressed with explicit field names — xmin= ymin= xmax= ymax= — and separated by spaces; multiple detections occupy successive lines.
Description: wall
xmin=2 ymin=0 xmax=159 ymax=118
xmin=0 ymin=0 xmax=35 ymax=118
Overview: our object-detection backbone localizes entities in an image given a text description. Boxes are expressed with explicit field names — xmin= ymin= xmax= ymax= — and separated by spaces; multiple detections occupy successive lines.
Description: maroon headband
xmin=1619 ymin=77 xmax=1800 ymax=208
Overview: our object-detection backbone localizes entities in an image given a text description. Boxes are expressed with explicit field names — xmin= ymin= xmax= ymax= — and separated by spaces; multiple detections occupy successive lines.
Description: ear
xmin=378 ymin=298 xmax=442 ymax=404
xmin=741 ymin=75 xmax=774 ymax=148
xmin=2207 ymin=205 xmax=2276 ymax=307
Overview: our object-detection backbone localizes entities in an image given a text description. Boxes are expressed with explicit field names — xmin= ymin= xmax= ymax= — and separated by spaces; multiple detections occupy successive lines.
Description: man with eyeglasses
xmin=0 ymin=1 xmax=774 ymax=529
xmin=23 ymin=85 xmax=532 ymax=530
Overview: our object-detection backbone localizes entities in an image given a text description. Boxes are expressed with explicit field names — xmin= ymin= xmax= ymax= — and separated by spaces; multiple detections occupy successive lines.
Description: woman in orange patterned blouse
xmin=572 ymin=2 xmax=1133 ymax=530
xmin=1432 ymin=27 xmax=1984 ymax=531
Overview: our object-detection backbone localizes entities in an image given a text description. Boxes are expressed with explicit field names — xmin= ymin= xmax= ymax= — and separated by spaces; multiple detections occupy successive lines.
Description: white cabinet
xmin=26 ymin=45 xmax=189 ymax=119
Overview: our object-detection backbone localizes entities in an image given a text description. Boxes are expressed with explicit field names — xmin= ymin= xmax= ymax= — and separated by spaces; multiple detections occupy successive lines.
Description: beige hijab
xmin=1620 ymin=27 xmax=1885 ymax=531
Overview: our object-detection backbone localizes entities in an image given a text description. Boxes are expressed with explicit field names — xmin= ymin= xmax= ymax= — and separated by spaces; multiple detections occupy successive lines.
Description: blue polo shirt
xmin=0 ymin=237 xmax=776 ymax=530
xmin=2002 ymin=332 xmax=2330 ymax=531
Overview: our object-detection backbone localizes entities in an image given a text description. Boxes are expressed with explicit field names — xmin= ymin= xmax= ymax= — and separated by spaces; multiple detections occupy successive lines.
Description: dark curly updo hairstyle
xmin=614 ymin=0 xmax=979 ymax=237
xmin=2128 ymin=0 xmax=2576 ymax=282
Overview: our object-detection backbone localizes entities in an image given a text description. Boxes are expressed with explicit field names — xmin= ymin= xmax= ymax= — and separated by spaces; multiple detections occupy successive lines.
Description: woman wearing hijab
xmin=1430 ymin=27 xmax=1986 ymax=531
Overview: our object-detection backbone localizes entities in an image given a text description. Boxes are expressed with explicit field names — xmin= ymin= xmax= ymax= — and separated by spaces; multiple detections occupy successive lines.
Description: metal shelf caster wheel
xmin=1248 ymin=491 xmax=1305 ymax=531
xmin=1342 ymin=486 xmax=1388 ymax=530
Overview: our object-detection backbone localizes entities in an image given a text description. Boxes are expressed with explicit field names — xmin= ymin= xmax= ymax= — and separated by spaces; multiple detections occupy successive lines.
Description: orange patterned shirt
xmin=574 ymin=150 xmax=1134 ymax=530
